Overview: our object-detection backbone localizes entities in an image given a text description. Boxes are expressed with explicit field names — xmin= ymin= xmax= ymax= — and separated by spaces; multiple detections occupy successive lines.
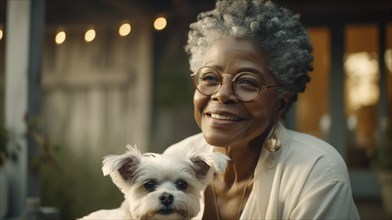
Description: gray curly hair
xmin=185 ymin=0 xmax=313 ymax=106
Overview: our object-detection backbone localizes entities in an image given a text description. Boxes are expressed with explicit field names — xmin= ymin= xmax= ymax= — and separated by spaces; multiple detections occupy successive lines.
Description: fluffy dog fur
xmin=79 ymin=145 xmax=229 ymax=220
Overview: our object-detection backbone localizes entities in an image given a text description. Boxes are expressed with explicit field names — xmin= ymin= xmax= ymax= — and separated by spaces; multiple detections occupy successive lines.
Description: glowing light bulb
xmin=154 ymin=17 xmax=167 ymax=31
xmin=85 ymin=29 xmax=96 ymax=42
xmin=119 ymin=23 xmax=131 ymax=36
xmin=0 ymin=29 xmax=3 ymax=40
xmin=55 ymin=31 xmax=66 ymax=45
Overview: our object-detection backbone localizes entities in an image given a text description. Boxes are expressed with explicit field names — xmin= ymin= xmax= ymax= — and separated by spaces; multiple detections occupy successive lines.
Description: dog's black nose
xmin=159 ymin=192 xmax=174 ymax=206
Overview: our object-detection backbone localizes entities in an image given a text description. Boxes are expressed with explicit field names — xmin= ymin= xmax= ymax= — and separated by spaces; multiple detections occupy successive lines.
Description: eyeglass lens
xmin=193 ymin=66 xmax=262 ymax=101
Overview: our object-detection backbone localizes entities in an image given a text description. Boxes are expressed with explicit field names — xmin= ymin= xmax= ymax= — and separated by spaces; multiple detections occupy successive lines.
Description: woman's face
xmin=193 ymin=38 xmax=282 ymax=148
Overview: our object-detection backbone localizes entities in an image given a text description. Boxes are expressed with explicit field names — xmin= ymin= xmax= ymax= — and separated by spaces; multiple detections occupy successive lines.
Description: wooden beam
xmin=4 ymin=0 xmax=45 ymax=217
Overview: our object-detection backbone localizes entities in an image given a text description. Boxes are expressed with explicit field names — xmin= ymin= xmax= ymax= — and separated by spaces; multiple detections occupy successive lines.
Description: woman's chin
xmin=202 ymin=131 xmax=235 ymax=147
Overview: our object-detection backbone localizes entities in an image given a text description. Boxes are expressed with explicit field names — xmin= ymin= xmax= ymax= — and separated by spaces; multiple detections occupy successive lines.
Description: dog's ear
xmin=102 ymin=145 xmax=142 ymax=193
xmin=190 ymin=157 xmax=211 ymax=179
xmin=189 ymin=151 xmax=229 ymax=182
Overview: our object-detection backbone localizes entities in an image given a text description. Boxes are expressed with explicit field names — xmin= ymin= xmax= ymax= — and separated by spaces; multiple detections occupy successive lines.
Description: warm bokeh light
xmin=84 ymin=29 xmax=96 ymax=42
xmin=344 ymin=51 xmax=380 ymax=110
xmin=0 ymin=29 xmax=3 ymax=40
xmin=385 ymin=49 xmax=392 ymax=72
xmin=154 ymin=17 xmax=167 ymax=31
xmin=119 ymin=23 xmax=131 ymax=36
xmin=55 ymin=31 xmax=66 ymax=45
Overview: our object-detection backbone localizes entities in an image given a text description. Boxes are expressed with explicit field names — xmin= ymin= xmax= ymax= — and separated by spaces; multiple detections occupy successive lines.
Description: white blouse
xmin=164 ymin=123 xmax=360 ymax=220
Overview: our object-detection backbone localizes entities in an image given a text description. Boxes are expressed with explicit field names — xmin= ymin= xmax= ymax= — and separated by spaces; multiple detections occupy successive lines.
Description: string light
xmin=119 ymin=23 xmax=131 ymax=37
xmin=154 ymin=17 xmax=167 ymax=31
xmin=84 ymin=28 xmax=96 ymax=42
xmin=55 ymin=31 xmax=66 ymax=45
xmin=48 ymin=16 xmax=169 ymax=46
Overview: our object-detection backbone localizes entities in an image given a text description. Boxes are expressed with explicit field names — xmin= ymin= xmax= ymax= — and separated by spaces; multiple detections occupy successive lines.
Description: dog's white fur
xmin=79 ymin=145 xmax=229 ymax=220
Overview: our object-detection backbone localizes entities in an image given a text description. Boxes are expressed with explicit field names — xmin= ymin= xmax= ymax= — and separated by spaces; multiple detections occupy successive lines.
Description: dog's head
xmin=102 ymin=145 xmax=229 ymax=220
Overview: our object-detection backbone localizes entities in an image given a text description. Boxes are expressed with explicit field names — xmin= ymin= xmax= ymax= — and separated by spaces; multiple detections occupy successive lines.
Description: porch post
xmin=377 ymin=22 xmax=388 ymax=162
xmin=328 ymin=23 xmax=346 ymax=157
xmin=4 ymin=0 xmax=45 ymax=217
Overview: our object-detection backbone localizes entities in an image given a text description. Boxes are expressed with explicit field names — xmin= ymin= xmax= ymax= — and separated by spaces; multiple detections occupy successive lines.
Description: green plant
xmin=0 ymin=115 xmax=60 ymax=169
xmin=0 ymin=125 xmax=18 ymax=167
xmin=24 ymin=115 xmax=60 ymax=171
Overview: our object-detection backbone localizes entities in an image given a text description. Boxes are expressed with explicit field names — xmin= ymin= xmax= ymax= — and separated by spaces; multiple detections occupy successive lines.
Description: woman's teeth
xmin=210 ymin=113 xmax=241 ymax=121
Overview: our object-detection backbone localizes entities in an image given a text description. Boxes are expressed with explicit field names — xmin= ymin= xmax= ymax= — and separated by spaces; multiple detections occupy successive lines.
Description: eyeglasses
xmin=190 ymin=66 xmax=279 ymax=102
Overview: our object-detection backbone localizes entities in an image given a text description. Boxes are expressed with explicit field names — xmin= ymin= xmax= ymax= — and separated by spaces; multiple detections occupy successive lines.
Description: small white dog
xmin=79 ymin=145 xmax=229 ymax=220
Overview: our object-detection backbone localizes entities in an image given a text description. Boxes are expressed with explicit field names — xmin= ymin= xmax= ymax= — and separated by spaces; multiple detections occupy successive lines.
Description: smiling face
xmin=193 ymin=38 xmax=283 ymax=148
xmin=126 ymin=156 xmax=202 ymax=220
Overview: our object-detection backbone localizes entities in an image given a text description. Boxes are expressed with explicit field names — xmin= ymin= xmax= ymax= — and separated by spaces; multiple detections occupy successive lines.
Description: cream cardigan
xmin=164 ymin=123 xmax=360 ymax=220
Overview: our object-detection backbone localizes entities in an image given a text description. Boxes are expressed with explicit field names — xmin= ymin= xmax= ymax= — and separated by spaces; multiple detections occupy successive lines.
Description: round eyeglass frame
xmin=190 ymin=66 xmax=280 ymax=102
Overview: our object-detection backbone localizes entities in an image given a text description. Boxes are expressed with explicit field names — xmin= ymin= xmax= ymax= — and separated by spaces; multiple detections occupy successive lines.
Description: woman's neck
xmin=213 ymin=141 xmax=261 ymax=185
xmin=212 ymin=124 xmax=273 ymax=185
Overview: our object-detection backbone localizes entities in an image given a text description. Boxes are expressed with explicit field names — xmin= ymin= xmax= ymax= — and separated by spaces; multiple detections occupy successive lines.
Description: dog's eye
xmin=144 ymin=180 xmax=157 ymax=192
xmin=176 ymin=180 xmax=188 ymax=191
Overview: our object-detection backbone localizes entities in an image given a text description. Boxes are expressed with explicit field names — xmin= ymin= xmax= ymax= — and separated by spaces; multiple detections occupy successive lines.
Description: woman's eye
xmin=143 ymin=180 xmax=157 ymax=192
xmin=236 ymin=78 xmax=259 ymax=87
xmin=176 ymin=180 xmax=188 ymax=191
xmin=201 ymin=73 xmax=220 ymax=82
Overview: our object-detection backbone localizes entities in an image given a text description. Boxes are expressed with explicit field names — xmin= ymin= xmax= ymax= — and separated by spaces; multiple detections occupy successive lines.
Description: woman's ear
xmin=275 ymin=92 xmax=293 ymax=121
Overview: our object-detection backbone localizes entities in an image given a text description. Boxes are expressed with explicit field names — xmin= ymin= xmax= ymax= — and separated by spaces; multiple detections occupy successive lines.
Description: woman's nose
xmin=211 ymin=77 xmax=238 ymax=104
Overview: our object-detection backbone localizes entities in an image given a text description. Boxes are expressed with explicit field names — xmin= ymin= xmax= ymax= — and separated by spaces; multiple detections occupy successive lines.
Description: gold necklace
xmin=212 ymin=174 xmax=254 ymax=220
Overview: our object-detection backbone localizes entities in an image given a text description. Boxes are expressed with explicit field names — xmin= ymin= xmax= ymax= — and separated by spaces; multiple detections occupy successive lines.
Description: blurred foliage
xmin=0 ymin=115 xmax=59 ymax=168
xmin=0 ymin=115 xmax=124 ymax=219
xmin=0 ymin=125 xmax=10 ymax=166
xmin=25 ymin=114 xmax=62 ymax=171
xmin=371 ymin=124 xmax=392 ymax=170
xmin=41 ymin=145 xmax=123 ymax=219
xmin=157 ymin=70 xmax=194 ymax=109
xmin=0 ymin=125 xmax=19 ymax=167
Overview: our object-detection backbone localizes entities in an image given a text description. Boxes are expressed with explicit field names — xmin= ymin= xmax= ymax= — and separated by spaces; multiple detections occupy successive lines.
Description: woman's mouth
xmin=207 ymin=113 xmax=243 ymax=121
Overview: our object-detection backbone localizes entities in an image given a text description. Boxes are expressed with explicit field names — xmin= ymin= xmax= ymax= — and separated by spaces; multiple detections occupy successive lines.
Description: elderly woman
xmin=164 ymin=0 xmax=360 ymax=219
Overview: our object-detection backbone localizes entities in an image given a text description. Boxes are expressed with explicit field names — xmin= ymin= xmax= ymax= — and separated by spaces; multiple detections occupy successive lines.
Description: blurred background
xmin=0 ymin=0 xmax=391 ymax=219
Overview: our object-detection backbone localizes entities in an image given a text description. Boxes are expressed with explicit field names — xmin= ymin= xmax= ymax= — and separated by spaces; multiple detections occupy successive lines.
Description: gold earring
xmin=264 ymin=125 xmax=281 ymax=152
